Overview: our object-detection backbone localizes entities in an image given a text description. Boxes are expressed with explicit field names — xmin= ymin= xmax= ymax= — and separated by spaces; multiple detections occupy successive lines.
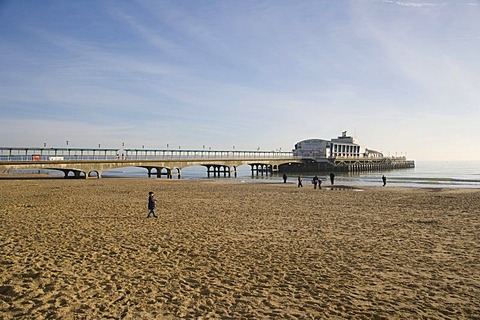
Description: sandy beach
xmin=1 ymin=177 xmax=479 ymax=319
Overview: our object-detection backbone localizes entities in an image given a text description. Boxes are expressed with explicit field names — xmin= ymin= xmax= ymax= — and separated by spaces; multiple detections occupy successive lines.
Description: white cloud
xmin=382 ymin=0 xmax=442 ymax=7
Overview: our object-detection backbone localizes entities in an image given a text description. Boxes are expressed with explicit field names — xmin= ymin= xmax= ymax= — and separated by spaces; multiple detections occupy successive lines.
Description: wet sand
xmin=1 ymin=178 xmax=479 ymax=318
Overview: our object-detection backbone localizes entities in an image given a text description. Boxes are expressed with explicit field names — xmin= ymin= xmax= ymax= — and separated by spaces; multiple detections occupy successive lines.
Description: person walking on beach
xmin=147 ymin=191 xmax=158 ymax=218
xmin=330 ymin=172 xmax=335 ymax=185
xmin=297 ymin=175 xmax=303 ymax=188
xmin=312 ymin=175 xmax=319 ymax=189
xmin=283 ymin=173 xmax=288 ymax=183
xmin=382 ymin=175 xmax=387 ymax=186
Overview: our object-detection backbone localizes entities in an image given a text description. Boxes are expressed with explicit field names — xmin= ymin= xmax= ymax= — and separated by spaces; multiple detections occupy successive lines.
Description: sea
xmin=99 ymin=161 xmax=480 ymax=189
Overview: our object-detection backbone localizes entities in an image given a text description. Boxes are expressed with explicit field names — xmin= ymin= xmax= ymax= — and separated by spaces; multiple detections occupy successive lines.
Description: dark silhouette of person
xmin=313 ymin=175 xmax=319 ymax=189
xmin=147 ymin=191 xmax=158 ymax=218
xmin=330 ymin=172 xmax=335 ymax=185
xmin=297 ymin=175 xmax=303 ymax=188
xmin=283 ymin=173 xmax=287 ymax=183
xmin=382 ymin=175 xmax=387 ymax=186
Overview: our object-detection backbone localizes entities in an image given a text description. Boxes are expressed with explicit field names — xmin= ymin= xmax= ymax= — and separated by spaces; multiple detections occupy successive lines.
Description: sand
xmin=1 ymin=177 xmax=479 ymax=319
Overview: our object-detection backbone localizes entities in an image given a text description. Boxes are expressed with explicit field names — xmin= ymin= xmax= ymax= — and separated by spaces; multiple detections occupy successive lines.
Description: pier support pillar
xmin=205 ymin=165 xmax=237 ymax=178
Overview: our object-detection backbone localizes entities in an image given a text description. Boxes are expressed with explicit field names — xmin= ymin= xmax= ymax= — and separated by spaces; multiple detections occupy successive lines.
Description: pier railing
xmin=0 ymin=147 xmax=296 ymax=162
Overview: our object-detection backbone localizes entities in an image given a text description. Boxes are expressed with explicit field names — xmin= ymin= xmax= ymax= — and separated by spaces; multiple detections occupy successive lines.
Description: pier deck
xmin=0 ymin=147 xmax=300 ymax=179
xmin=0 ymin=147 xmax=415 ymax=178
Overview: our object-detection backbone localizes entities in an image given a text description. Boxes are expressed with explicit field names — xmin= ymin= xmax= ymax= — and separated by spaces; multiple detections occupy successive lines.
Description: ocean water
xmin=337 ymin=161 xmax=480 ymax=189
xmin=101 ymin=161 xmax=480 ymax=189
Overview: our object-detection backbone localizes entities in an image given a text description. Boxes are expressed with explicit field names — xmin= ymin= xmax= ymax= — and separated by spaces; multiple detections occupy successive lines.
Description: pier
xmin=332 ymin=156 xmax=415 ymax=172
xmin=0 ymin=147 xmax=300 ymax=179
xmin=0 ymin=146 xmax=415 ymax=179
xmin=285 ymin=132 xmax=415 ymax=173
xmin=279 ymin=156 xmax=414 ymax=173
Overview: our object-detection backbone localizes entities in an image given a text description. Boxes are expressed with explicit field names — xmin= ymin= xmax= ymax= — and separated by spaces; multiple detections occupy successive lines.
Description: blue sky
xmin=1 ymin=0 xmax=479 ymax=160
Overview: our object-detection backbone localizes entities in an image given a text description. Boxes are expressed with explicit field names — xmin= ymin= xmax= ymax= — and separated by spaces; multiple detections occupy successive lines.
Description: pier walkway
xmin=0 ymin=147 xmax=300 ymax=179
xmin=0 ymin=147 xmax=415 ymax=179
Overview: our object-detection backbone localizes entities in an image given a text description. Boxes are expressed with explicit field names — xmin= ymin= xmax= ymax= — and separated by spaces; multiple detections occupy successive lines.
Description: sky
xmin=1 ymin=0 xmax=479 ymax=161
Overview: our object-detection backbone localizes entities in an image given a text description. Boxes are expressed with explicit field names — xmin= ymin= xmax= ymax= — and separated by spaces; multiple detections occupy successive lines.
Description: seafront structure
xmin=282 ymin=131 xmax=414 ymax=173
xmin=0 ymin=148 xmax=299 ymax=179
xmin=292 ymin=131 xmax=381 ymax=160
xmin=0 ymin=134 xmax=414 ymax=178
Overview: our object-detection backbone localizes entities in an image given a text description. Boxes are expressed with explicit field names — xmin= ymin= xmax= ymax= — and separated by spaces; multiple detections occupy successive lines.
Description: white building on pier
xmin=293 ymin=131 xmax=383 ymax=161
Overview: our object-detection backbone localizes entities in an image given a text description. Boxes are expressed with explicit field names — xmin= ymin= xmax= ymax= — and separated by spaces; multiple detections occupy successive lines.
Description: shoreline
xmin=1 ymin=172 xmax=480 ymax=191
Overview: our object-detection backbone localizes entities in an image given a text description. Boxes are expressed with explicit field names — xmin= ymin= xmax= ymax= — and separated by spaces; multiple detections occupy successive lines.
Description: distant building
xmin=293 ymin=139 xmax=330 ymax=161
xmin=330 ymin=131 xmax=361 ymax=159
xmin=293 ymin=131 xmax=367 ymax=161
xmin=286 ymin=131 xmax=413 ymax=173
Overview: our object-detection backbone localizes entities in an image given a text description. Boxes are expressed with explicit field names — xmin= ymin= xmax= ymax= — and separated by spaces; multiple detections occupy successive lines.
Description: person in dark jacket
xmin=312 ymin=175 xmax=319 ymax=189
xmin=147 ymin=191 xmax=158 ymax=218
xmin=297 ymin=175 xmax=303 ymax=188
xmin=329 ymin=172 xmax=335 ymax=185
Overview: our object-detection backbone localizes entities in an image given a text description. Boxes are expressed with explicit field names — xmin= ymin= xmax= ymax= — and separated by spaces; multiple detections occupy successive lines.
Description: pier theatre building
xmin=280 ymin=131 xmax=413 ymax=173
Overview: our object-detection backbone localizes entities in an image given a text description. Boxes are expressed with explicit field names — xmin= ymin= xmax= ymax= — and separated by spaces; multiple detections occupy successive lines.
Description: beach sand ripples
xmin=1 ymin=179 xmax=479 ymax=318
